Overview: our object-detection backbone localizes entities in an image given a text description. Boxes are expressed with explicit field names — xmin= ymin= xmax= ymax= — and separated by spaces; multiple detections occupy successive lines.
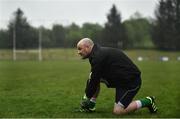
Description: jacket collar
xmin=88 ymin=44 xmax=100 ymax=59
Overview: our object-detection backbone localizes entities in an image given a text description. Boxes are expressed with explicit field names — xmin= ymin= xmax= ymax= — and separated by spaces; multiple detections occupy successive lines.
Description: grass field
xmin=0 ymin=48 xmax=180 ymax=61
xmin=0 ymin=59 xmax=180 ymax=118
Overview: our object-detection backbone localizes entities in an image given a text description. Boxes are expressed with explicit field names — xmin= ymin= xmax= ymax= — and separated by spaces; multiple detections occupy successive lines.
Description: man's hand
xmin=80 ymin=98 xmax=90 ymax=109
xmin=80 ymin=95 xmax=96 ymax=112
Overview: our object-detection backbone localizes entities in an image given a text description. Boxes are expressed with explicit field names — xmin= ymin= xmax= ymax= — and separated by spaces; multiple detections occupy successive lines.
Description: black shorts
xmin=115 ymin=85 xmax=140 ymax=108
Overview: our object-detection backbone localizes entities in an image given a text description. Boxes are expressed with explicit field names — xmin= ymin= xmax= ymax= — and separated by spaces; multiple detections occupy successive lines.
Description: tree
xmin=152 ymin=0 xmax=180 ymax=50
xmin=101 ymin=4 xmax=126 ymax=48
xmin=8 ymin=8 xmax=38 ymax=49
xmin=0 ymin=29 xmax=9 ymax=48
xmin=40 ymin=27 xmax=52 ymax=48
xmin=123 ymin=12 xmax=154 ymax=49
xmin=65 ymin=23 xmax=82 ymax=47
xmin=81 ymin=23 xmax=103 ymax=44
xmin=51 ymin=24 xmax=66 ymax=47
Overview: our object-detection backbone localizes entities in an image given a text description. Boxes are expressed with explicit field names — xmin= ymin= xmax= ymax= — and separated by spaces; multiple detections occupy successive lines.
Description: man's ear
xmin=84 ymin=45 xmax=89 ymax=49
xmin=85 ymin=46 xmax=89 ymax=51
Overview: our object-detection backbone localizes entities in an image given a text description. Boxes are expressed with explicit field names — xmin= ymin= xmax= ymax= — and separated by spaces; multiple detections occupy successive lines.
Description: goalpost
xmin=13 ymin=24 xmax=16 ymax=61
xmin=38 ymin=27 xmax=42 ymax=61
xmin=13 ymin=25 xmax=42 ymax=61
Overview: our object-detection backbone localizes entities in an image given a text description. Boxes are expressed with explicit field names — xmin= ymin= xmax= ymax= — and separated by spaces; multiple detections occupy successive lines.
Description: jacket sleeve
xmin=85 ymin=58 xmax=102 ymax=98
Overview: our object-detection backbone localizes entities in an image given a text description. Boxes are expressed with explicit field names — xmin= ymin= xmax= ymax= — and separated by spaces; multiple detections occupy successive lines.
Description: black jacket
xmin=85 ymin=44 xmax=141 ymax=98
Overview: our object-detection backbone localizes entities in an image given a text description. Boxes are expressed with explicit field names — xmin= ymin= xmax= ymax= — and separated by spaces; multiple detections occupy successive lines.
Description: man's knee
xmin=113 ymin=103 xmax=127 ymax=115
xmin=113 ymin=108 xmax=127 ymax=115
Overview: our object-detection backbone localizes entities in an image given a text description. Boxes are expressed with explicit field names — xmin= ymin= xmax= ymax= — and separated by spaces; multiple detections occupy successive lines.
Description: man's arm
xmin=85 ymin=59 xmax=102 ymax=98
xmin=85 ymin=78 xmax=100 ymax=98
xmin=80 ymin=73 xmax=100 ymax=111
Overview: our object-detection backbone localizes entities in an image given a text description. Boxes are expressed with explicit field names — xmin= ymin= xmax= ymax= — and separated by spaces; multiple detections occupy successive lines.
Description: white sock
xmin=135 ymin=100 xmax=142 ymax=109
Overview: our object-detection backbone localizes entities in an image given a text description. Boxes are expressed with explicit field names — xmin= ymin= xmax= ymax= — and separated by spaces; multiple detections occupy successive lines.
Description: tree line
xmin=0 ymin=0 xmax=180 ymax=50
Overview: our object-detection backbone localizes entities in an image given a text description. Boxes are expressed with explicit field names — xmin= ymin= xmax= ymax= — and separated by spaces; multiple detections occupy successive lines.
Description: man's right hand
xmin=80 ymin=95 xmax=96 ymax=112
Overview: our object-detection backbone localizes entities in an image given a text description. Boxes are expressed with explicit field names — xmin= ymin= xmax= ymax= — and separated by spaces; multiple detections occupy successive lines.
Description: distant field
xmin=0 ymin=48 xmax=180 ymax=61
xmin=0 ymin=60 xmax=179 ymax=118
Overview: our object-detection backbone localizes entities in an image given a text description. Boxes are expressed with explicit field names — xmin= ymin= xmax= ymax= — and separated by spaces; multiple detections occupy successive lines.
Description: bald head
xmin=77 ymin=38 xmax=94 ymax=47
xmin=77 ymin=38 xmax=94 ymax=59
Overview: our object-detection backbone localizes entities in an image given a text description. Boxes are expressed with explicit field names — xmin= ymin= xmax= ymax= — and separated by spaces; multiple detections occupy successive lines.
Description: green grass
xmin=0 ymin=48 xmax=180 ymax=61
xmin=0 ymin=60 xmax=180 ymax=118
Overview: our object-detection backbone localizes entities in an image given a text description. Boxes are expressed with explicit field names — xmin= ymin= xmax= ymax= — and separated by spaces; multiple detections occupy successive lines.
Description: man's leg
xmin=114 ymin=101 xmax=137 ymax=114
xmin=113 ymin=86 xmax=140 ymax=114
xmin=135 ymin=96 xmax=158 ymax=113
xmin=113 ymin=86 xmax=157 ymax=115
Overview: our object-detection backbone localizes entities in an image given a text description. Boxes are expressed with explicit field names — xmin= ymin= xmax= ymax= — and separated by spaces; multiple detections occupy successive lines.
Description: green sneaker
xmin=146 ymin=96 xmax=158 ymax=113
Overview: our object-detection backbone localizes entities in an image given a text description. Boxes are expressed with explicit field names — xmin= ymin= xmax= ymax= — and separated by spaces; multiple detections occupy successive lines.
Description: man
xmin=76 ymin=38 xmax=157 ymax=115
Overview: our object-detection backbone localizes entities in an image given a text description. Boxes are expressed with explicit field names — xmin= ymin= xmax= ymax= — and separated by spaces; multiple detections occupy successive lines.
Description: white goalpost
xmin=13 ymin=24 xmax=16 ymax=61
xmin=38 ymin=27 xmax=42 ymax=61
xmin=13 ymin=25 xmax=42 ymax=61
